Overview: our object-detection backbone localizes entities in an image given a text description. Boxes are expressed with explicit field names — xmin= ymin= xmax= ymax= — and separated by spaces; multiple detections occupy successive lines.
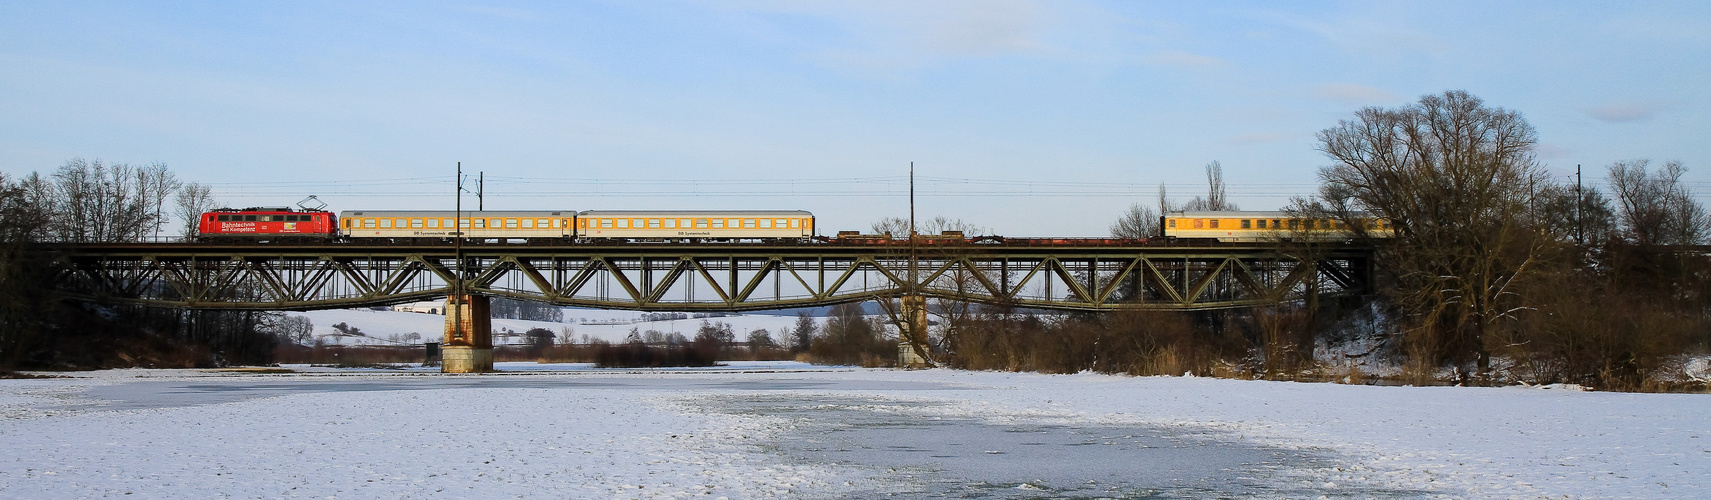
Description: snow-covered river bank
xmin=1 ymin=362 xmax=1705 ymax=498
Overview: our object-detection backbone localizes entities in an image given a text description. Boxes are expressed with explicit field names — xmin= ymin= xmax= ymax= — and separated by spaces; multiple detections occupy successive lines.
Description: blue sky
xmin=2 ymin=1 xmax=1706 ymax=236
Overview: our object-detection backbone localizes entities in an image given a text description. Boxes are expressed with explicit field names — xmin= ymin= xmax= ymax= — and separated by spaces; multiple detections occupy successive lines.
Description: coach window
xmin=645 ymin=219 xmax=658 ymax=228
xmin=745 ymin=219 xmax=758 ymax=229
xmin=663 ymin=219 xmax=677 ymax=229
xmin=410 ymin=219 xmax=423 ymax=228
xmin=379 ymin=219 xmax=392 ymax=228
xmin=520 ymin=219 xmax=534 ymax=229
xmin=505 ymin=219 xmax=519 ymax=229
xmin=758 ymin=219 xmax=772 ymax=229
xmin=425 ymin=219 xmax=438 ymax=229
xmin=1209 ymin=219 xmax=1219 ymax=229
xmin=1241 ymin=219 xmax=1251 ymax=229
xmin=616 ymin=219 xmax=629 ymax=229
xmin=597 ymin=219 xmax=611 ymax=229
xmin=711 ymin=219 xmax=725 ymax=229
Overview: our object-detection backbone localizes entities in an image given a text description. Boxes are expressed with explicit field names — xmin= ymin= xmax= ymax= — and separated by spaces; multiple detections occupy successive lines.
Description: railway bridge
xmin=48 ymin=240 xmax=1373 ymax=372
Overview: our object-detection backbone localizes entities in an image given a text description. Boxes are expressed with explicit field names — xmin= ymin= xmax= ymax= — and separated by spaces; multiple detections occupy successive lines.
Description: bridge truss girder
xmin=52 ymin=243 xmax=1371 ymax=312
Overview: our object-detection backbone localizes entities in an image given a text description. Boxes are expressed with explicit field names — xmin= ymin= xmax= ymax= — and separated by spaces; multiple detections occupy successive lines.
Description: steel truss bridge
xmin=47 ymin=241 xmax=1373 ymax=313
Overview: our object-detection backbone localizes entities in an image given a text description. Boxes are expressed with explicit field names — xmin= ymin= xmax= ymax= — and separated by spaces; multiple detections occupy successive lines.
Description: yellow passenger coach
xmin=1163 ymin=211 xmax=1393 ymax=242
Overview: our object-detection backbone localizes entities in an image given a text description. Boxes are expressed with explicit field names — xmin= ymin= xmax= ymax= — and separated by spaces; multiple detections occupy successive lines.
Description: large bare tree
xmin=1109 ymin=203 xmax=1159 ymax=239
xmin=27 ymin=158 xmax=179 ymax=243
xmin=1317 ymin=90 xmax=1547 ymax=372
xmin=1181 ymin=161 xmax=1237 ymax=211
xmin=174 ymin=182 xmax=218 ymax=240
xmin=1607 ymin=159 xmax=1707 ymax=246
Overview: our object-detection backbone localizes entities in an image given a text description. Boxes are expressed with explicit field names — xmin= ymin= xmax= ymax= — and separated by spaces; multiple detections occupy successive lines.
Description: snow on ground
xmin=293 ymin=308 xmax=811 ymax=346
xmin=0 ymin=365 xmax=1706 ymax=498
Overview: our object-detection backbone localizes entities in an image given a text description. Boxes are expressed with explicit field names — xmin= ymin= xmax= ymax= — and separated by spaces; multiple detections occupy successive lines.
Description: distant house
xmin=391 ymin=301 xmax=445 ymax=314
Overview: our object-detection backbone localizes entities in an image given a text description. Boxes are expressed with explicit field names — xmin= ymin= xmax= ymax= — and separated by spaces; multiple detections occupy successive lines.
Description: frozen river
xmin=1 ymin=362 xmax=1705 ymax=498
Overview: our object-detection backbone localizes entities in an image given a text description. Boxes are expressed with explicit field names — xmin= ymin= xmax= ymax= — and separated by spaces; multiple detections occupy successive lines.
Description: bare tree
xmin=1317 ymin=90 xmax=1547 ymax=373
xmin=870 ymin=216 xmax=985 ymax=238
xmin=1607 ymin=159 xmax=1708 ymax=246
xmin=1109 ymin=203 xmax=1159 ymax=239
xmin=1180 ymin=161 xmax=1238 ymax=211
xmin=136 ymin=162 xmax=181 ymax=241
xmin=32 ymin=158 xmax=178 ymax=243
xmin=174 ymin=182 xmax=218 ymax=240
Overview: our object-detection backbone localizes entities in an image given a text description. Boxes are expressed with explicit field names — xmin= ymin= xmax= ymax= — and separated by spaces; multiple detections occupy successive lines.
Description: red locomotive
xmin=196 ymin=207 xmax=338 ymax=241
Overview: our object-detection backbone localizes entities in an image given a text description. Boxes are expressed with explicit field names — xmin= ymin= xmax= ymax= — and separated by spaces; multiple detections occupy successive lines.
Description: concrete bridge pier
xmin=899 ymin=295 xmax=931 ymax=368
xmin=442 ymin=294 xmax=494 ymax=373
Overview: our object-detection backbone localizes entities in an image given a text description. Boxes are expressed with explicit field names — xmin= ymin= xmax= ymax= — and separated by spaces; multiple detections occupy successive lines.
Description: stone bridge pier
xmin=442 ymin=294 xmax=493 ymax=373
xmin=899 ymin=295 xmax=931 ymax=368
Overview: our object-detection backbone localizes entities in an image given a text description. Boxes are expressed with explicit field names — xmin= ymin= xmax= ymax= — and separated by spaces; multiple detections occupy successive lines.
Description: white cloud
xmin=1308 ymin=83 xmax=1397 ymax=105
xmin=1587 ymin=102 xmax=1658 ymax=123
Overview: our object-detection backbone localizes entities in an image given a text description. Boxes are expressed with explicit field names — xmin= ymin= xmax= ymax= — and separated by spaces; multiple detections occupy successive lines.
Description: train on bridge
xmin=197 ymin=207 xmax=1390 ymax=244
